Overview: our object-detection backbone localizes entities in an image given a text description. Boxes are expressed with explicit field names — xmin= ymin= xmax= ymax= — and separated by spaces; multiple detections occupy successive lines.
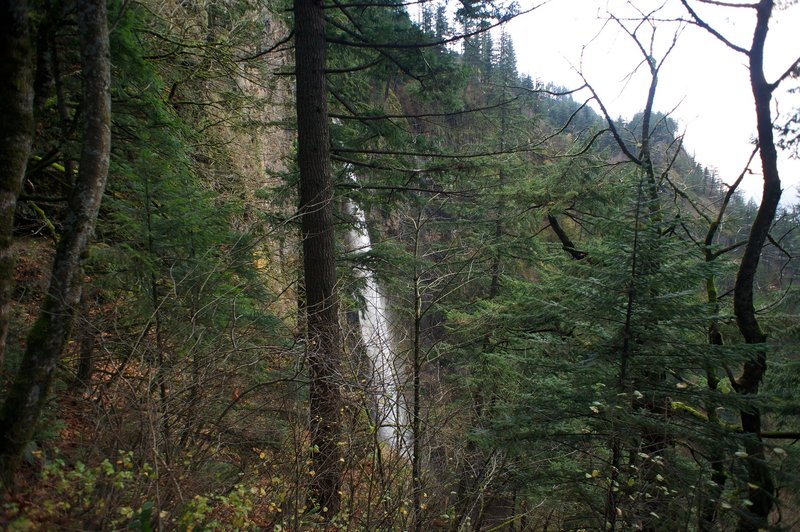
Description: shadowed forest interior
xmin=1 ymin=0 xmax=799 ymax=529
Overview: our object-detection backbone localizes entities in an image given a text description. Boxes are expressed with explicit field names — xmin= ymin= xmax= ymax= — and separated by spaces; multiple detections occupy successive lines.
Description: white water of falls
xmin=345 ymin=198 xmax=409 ymax=453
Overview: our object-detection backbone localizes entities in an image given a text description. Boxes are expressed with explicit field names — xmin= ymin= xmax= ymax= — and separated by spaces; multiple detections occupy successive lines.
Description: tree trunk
xmin=294 ymin=0 xmax=344 ymax=516
xmin=412 ymin=247 xmax=423 ymax=532
xmin=733 ymin=2 xmax=779 ymax=529
xmin=0 ymin=0 xmax=110 ymax=489
xmin=698 ymin=162 xmax=750 ymax=530
xmin=0 ymin=0 xmax=35 ymax=365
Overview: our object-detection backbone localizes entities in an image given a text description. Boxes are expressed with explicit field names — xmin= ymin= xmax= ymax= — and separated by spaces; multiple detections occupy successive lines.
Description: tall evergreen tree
xmin=0 ymin=0 xmax=111 ymax=488
xmin=293 ymin=0 xmax=344 ymax=516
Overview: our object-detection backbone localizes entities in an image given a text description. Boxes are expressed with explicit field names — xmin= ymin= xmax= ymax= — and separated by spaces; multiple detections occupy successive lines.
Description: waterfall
xmin=345 ymin=196 xmax=408 ymax=452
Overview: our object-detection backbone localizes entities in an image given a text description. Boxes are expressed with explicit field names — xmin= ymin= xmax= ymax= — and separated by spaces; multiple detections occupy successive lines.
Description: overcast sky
xmin=506 ymin=0 xmax=800 ymax=205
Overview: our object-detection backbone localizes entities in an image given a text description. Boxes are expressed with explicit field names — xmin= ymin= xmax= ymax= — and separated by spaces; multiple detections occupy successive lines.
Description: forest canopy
xmin=0 ymin=0 xmax=798 ymax=530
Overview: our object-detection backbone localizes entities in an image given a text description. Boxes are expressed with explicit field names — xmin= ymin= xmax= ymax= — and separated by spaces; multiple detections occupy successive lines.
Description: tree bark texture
xmin=0 ymin=0 xmax=35 ymax=365
xmin=735 ymin=1 xmax=781 ymax=350
xmin=294 ymin=0 xmax=344 ymax=516
xmin=0 ymin=0 xmax=111 ymax=489
xmin=733 ymin=2 xmax=779 ymax=528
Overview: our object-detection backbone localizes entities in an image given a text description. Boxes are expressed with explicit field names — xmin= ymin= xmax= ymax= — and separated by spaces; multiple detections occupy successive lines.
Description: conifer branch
xmin=326 ymin=3 xmax=545 ymax=49
xmin=237 ymin=30 xmax=295 ymax=62
xmin=330 ymin=95 xmax=524 ymax=121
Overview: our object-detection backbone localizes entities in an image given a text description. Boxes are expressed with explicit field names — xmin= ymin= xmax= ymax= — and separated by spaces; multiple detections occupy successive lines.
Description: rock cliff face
xmin=147 ymin=0 xmax=299 ymax=318
xmin=147 ymin=0 xmax=295 ymax=186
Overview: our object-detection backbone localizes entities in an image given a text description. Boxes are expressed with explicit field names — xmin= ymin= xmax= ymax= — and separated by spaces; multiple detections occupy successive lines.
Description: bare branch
xmin=554 ymin=127 xmax=610 ymax=158
xmin=709 ymin=240 xmax=747 ymax=259
xmin=767 ymin=233 xmax=792 ymax=260
xmin=679 ymin=0 xmax=749 ymax=54
xmin=697 ymin=0 xmax=758 ymax=8
xmin=511 ymin=83 xmax=588 ymax=97
xmin=663 ymin=174 xmax=712 ymax=226
xmin=705 ymin=144 xmax=759 ymax=248
xmin=769 ymin=55 xmax=800 ymax=91
xmin=579 ymin=76 xmax=642 ymax=165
